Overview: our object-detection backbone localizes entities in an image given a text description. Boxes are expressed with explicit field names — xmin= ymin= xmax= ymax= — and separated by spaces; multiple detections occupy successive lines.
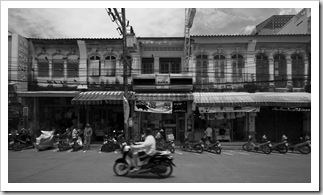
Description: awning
xmin=17 ymin=91 xmax=80 ymax=97
xmin=71 ymin=91 xmax=135 ymax=105
xmin=135 ymin=93 xmax=194 ymax=101
xmin=193 ymin=92 xmax=311 ymax=107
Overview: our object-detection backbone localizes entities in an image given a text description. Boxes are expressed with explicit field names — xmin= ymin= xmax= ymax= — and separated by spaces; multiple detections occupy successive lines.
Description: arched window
xmin=67 ymin=55 xmax=79 ymax=78
xmin=196 ymin=54 xmax=208 ymax=84
xmin=273 ymin=54 xmax=287 ymax=88
xmin=256 ymin=53 xmax=269 ymax=86
xmin=231 ymin=54 xmax=244 ymax=79
xmin=104 ymin=55 xmax=116 ymax=76
xmin=291 ymin=53 xmax=304 ymax=88
xmin=52 ymin=55 xmax=64 ymax=78
xmin=89 ymin=55 xmax=100 ymax=76
xmin=214 ymin=54 xmax=226 ymax=78
xmin=37 ymin=55 xmax=49 ymax=77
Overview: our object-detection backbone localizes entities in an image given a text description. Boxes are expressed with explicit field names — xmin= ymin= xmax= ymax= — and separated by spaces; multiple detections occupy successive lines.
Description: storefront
xmin=192 ymin=92 xmax=311 ymax=142
xmin=71 ymin=91 xmax=135 ymax=140
xmin=134 ymin=93 xmax=193 ymax=142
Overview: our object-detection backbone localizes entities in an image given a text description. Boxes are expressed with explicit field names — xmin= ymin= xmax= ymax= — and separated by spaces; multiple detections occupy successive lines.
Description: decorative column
xmin=269 ymin=57 xmax=275 ymax=91
xmin=286 ymin=55 xmax=293 ymax=91
xmin=208 ymin=55 xmax=215 ymax=85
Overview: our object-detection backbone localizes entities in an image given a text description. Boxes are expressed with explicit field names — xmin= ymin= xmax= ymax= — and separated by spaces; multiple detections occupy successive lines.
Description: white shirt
xmin=205 ymin=127 xmax=213 ymax=137
xmin=132 ymin=135 xmax=156 ymax=156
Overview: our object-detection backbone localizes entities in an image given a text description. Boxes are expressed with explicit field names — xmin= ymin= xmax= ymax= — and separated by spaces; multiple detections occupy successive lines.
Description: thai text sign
xmin=135 ymin=100 xmax=172 ymax=114
xmin=156 ymin=75 xmax=170 ymax=89
xmin=173 ymin=101 xmax=187 ymax=113
xmin=199 ymin=106 xmax=260 ymax=113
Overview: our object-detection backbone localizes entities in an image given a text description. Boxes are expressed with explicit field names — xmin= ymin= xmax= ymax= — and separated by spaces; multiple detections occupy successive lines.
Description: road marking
xmin=222 ymin=152 xmax=234 ymax=155
xmin=67 ymin=149 xmax=73 ymax=153
xmin=271 ymin=153 xmax=284 ymax=156
xmin=53 ymin=149 xmax=59 ymax=152
xmin=194 ymin=153 xmax=200 ymax=155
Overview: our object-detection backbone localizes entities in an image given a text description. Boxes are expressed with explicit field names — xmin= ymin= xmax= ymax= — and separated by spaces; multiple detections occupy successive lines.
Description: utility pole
xmin=107 ymin=8 xmax=131 ymax=141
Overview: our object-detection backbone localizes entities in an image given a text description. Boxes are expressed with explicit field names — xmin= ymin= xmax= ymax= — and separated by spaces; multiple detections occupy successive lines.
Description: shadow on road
xmin=116 ymin=174 xmax=175 ymax=180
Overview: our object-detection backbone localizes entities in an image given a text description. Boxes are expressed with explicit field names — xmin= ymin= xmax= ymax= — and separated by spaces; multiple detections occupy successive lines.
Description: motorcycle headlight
xmin=124 ymin=145 xmax=130 ymax=152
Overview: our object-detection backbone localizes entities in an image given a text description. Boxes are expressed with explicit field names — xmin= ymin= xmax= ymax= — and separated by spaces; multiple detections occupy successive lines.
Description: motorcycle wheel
xmin=113 ymin=162 xmax=130 ymax=176
xmin=107 ymin=142 xmax=114 ymax=152
xmin=156 ymin=162 xmax=173 ymax=178
xmin=195 ymin=145 xmax=203 ymax=153
xmin=261 ymin=145 xmax=272 ymax=154
xmin=278 ymin=145 xmax=288 ymax=154
xmin=168 ymin=145 xmax=175 ymax=153
xmin=72 ymin=144 xmax=79 ymax=151
xmin=58 ymin=144 xmax=64 ymax=151
xmin=13 ymin=142 xmax=22 ymax=151
xmin=180 ymin=144 xmax=187 ymax=151
xmin=299 ymin=145 xmax=311 ymax=154
xmin=212 ymin=146 xmax=221 ymax=154
xmin=242 ymin=143 xmax=252 ymax=151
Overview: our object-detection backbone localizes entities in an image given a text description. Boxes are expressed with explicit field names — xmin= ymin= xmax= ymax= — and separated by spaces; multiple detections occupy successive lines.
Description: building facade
xmin=10 ymin=13 xmax=311 ymax=142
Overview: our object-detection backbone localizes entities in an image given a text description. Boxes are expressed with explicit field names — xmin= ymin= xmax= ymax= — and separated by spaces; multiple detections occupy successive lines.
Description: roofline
xmin=191 ymin=33 xmax=310 ymax=37
xmin=27 ymin=37 xmax=122 ymax=40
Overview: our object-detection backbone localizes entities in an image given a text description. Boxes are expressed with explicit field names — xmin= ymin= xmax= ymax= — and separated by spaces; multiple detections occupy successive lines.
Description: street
xmin=7 ymin=145 xmax=311 ymax=184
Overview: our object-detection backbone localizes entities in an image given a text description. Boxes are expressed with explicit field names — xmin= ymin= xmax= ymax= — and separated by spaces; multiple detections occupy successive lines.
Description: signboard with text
xmin=135 ymin=100 xmax=172 ymax=114
xmin=172 ymin=101 xmax=187 ymax=113
xmin=199 ymin=106 xmax=260 ymax=113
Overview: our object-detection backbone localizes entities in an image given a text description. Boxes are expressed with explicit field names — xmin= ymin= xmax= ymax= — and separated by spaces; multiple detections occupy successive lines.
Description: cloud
xmin=279 ymin=8 xmax=303 ymax=15
xmin=242 ymin=25 xmax=255 ymax=34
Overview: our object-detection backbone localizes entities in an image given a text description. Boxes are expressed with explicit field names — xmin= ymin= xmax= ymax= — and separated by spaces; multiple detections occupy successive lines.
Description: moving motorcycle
xmin=200 ymin=136 xmax=222 ymax=154
xmin=271 ymin=135 xmax=289 ymax=154
xmin=12 ymin=129 xmax=34 ymax=151
xmin=180 ymin=137 xmax=203 ymax=153
xmin=289 ymin=136 xmax=311 ymax=154
xmin=242 ymin=135 xmax=272 ymax=154
xmin=113 ymin=143 xmax=175 ymax=178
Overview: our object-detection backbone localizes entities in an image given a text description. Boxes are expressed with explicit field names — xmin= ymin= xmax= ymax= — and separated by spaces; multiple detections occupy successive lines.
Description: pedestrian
xmin=84 ymin=124 xmax=93 ymax=150
xmin=205 ymin=125 xmax=213 ymax=143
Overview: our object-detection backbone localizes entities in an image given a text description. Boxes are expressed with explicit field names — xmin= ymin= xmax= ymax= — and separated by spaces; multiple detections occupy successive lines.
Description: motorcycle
xmin=271 ymin=135 xmax=289 ymax=154
xmin=200 ymin=136 xmax=222 ymax=154
xmin=12 ymin=129 xmax=34 ymax=151
xmin=113 ymin=143 xmax=175 ymax=178
xmin=288 ymin=136 xmax=311 ymax=154
xmin=180 ymin=137 xmax=203 ymax=153
xmin=101 ymin=130 xmax=125 ymax=152
xmin=55 ymin=131 xmax=72 ymax=151
xmin=156 ymin=139 xmax=176 ymax=153
xmin=242 ymin=135 xmax=272 ymax=154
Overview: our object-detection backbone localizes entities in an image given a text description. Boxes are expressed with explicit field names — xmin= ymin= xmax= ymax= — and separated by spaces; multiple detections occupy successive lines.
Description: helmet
xmin=160 ymin=129 xmax=164 ymax=132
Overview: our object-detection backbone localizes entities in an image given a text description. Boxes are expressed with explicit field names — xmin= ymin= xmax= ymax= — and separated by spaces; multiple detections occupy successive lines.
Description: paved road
xmin=7 ymin=145 xmax=311 ymax=184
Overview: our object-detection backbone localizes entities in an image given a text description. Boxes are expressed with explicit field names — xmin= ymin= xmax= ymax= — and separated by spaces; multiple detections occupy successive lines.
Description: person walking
xmin=83 ymin=124 xmax=93 ymax=150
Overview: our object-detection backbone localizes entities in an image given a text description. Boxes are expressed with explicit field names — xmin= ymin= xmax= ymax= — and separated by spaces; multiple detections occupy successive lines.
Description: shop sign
xmin=172 ymin=101 xmax=187 ymax=113
xmin=199 ymin=106 xmax=260 ymax=113
xmin=272 ymin=107 xmax=310 ymax=112
xmin=135 ymin=100 xmax=172 ymax=114
xmin=156 ymin=75 xmax=170 ymax=89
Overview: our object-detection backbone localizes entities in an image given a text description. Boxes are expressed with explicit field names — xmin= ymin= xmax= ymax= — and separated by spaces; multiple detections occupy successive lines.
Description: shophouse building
xmin=11 ymin=9 xmax=311 ymax=142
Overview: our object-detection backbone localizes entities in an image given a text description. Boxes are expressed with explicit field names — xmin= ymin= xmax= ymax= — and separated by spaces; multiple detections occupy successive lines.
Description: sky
xmin=8 ymin=7 xmax=304 ymax=39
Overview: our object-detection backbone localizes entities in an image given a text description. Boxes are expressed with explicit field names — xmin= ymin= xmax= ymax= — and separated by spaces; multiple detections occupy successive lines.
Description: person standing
xmin=83 ymin=124 xmax=93 ymax=150
xmin=205 ymin=125 xmax=213 ymax=143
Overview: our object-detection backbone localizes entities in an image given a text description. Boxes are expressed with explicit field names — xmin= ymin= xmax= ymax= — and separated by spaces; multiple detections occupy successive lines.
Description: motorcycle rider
xmin=130 ymin=127 xmax=156 ymax=172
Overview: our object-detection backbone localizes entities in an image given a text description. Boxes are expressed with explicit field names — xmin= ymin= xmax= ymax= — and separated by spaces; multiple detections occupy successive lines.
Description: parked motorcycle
xmin=113 ymin=143 xmax=175 ymax=178
xmin=242 ymin=135 xmax=272 ymax=154
xmin=12 ymin=129 xmax=34 ymax=151
xmin=180 ymin=137 xmax=203 ymax=153
xmin=288 ymin=136 xmax=311 ymax=154
xmin=271 ymin=135 xmax=289 ymax=154
xmin=36 ymin=130 xmax=56 ymax=151
xmin=200 ymin=136 xmax=222 ymax=154
xmin=156 ymin=139 xmax=176 ymax=153
xmin=55 ymin=131 xmax=72 ymax=151
xmin=101 ymin=130 xmax=125 ymax=152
